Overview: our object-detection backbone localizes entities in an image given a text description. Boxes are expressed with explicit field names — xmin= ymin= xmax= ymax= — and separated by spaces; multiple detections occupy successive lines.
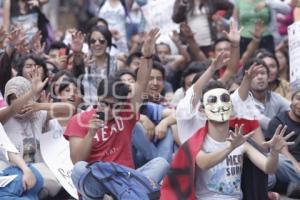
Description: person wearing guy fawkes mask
xmin=161 ymin=79 xmax=294 ymax=200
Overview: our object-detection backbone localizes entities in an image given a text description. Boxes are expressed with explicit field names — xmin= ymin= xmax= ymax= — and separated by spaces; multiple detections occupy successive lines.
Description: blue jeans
xmin=276 ymin=154 xmax=300 ymax=185
xmin=132 ymin=123 xmax=174 ymax=166
xmin=71 ymin=158 xmax=169 ymax=200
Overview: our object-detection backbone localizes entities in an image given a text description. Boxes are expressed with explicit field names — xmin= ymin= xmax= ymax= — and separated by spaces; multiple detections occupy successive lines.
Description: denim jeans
xmin=71 ymin=158 xmax=169 ymax=200
xmin=276 ymin=154 xmax=300 ymax=185
xmin=132 ymin=123 xmax=174 ymax=166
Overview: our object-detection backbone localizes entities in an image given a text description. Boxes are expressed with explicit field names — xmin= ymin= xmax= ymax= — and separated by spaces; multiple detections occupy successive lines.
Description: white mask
xmin=203 ymin=88 xmax=232 ymax=122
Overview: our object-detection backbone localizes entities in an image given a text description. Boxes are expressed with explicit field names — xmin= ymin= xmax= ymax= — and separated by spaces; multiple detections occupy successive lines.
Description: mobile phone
xmin=97 ymin=111 xmax=105 ymax=121
xmin=59 ymin=48 xmax=66 ymax=57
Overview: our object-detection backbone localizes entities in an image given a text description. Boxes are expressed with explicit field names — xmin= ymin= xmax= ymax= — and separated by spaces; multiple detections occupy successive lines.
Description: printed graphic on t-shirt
xmin=204 ymin=151 xmax=243 ymax=195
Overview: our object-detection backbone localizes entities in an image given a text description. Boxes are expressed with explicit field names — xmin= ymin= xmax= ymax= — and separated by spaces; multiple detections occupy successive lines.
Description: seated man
xmin=267 ymin=88 xmax=300 ymax=197
xmin=65 ymin=29 xmax=169 ymax=199
xmin=161 ymin=80 xmax=293 ymax=200
xmin=117 ymin=68 xmax=175 ymax=165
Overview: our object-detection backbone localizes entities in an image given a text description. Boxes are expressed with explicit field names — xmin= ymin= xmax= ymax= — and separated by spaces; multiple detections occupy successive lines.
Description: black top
xmin=267 ymin=111 xmax=300 ymax=161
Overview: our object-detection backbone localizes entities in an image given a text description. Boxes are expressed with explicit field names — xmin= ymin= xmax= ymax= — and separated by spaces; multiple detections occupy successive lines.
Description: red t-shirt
xmin=64 ymin=108 xmax=138 ymax=168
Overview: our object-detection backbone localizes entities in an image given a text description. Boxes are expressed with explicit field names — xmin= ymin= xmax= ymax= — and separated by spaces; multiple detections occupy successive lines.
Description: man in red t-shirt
xmin=65 ymin=29 xmax=169 ymax=199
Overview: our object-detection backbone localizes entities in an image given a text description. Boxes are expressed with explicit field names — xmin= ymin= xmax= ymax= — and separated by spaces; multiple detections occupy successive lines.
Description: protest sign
xmin=40 ymin=120 xmax=78 ymax=199
xmin=288 ymin=21 xmax=300 ymax=91
xmin=0 ymin=123 xmax=19 ymax=159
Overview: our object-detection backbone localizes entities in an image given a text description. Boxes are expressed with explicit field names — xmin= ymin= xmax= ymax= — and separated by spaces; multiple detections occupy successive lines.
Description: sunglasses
xmin=90 ymin=38 xmax=107 ymax=45
xmin=207 ymin=93 xmax=231 ymax=104
xmin=98 ymin=101 xmax=122 ymax=109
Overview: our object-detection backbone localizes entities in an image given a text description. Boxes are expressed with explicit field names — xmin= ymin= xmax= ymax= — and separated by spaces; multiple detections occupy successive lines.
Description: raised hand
xmin=142 ymin=28 xmax=160 ymax=57
xmin=6 ymin=27 xmax=26 ymax=48
xmin=71 ymin=30 xmax=85 ymax=53
xmin=31 ymin=66 xmax=48 ymax=96
xmin=263 ymin=125 xmax=295 ymax=154
xmin=0 ymin=26 xmax=7 ymax=48
xmin=223 ymin=19 xmax=242 ymax=44
xmin=31 ymin=31 xmax=45 ymax=55
xmin=180 ymin=22 xmax=194 ymax=39
xmin=244 ymin=62 xmax=265 ymax=80
xmin=210 ymin=51 xmax=230 ymax=71
xmin=169 ymin=30 xmax=181 ymax=44
xmin=227 ymin=124 xmax=254 ymax=149
xmin=88 ymin=114 xmax=105 ymax=138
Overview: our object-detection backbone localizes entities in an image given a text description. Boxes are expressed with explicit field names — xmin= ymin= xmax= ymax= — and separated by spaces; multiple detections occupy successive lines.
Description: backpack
xmin=78 ymin=162 xmax=160 ymax=200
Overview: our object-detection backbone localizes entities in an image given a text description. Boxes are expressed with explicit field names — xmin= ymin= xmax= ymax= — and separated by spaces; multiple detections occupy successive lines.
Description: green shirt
xmin=235 ymin=0 xmax=271 ymax=38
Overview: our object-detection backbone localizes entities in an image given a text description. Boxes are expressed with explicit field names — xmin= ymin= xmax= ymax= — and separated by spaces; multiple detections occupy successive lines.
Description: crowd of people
xmin=0 ymin=0 xmax=300 ymax=199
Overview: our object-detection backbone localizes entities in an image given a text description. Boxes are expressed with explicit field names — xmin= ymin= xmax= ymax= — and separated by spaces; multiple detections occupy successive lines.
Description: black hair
xmin=115 ymin=69 xmax=137 ymax=81
xmin=202 ymin=80 xmax=226 ymax=101
xmin=88 ymin=25 xmax=112 ymax=48
xmin=242 ymin=57 xmax=270 ymax=76
xmin=47 ymin=41 xmax=70 ymax=55
xmin=126 ymin=52 xmax=143 ymax=66
xmin=97 ymin=76 xmax=130 ymax=102
xmin=152 ymin=61 xmax=166 ymax=79
xmin=255 ymin=49 xmax=280 ymax=73
xmin=155 ymin=42 xmax=171 ymax=53
xmin=17 ymin=53 xmax=48 ymax=80
xmin=213 ymin=37 xmax=231 ymax=51
xmin=181 ymin=62 xmax=207 ymax=88
xmin=55 ymin=73 xmax=84 ymax=100
xmin=86 ymin=17 xmax=109 ymax=33
xmin=191 ymin=60 xmax=213 ymax=85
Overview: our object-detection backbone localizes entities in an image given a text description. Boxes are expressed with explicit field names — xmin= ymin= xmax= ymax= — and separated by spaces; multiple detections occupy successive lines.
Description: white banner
xmin=0 ymin=123 xmax=19 ymax=158
xmin=288 ymin=21 xmax=300 ymax=90
xmin=40 ymin=120 xmax=78 ymax=199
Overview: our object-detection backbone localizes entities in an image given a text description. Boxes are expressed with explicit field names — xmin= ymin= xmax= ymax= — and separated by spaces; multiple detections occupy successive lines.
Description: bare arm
xmin=240 ymin=20 xmax=265 ymax=66
xmin=193 ymin=52 xmax=229 ymax=106
xmin=69 ymin=114 xmax=103 ymax=163
xmin=169 ymin=30 xmax=191 ymax=64
xmin=3 ymin=0 xmax=10 ymax=32
xmin=69 ymin=134 xmax=94 ymax=164
xmin=245 ymin=125 xmax=294 ymax=174
xmin=245 ymin=142 xmax=278 ymax=174
xmin=180 ymin=22 xmax=206 ymax=62
xmin=238 ymin=63 xmax=264 ymax=101
xmin=196 ymin=125 xmax=252 ymax=170
xmin=219 ymin=20 xmax=241 ymax=86
xmin=21 ymin=102 xmax=75 ymax=120
xmin=196 ymin=145 xmax=233 ymax=170
xmin=8 ymin=152 xmax=36 ymax=190
xmin=131 ymin=29 xmax=159 ymax=113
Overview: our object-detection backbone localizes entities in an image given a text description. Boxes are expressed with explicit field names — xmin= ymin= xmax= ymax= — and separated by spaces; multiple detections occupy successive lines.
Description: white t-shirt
xmin=176 ymin=86 xmax=260 ymax=144
xmin=187 ymin=6 xmax=212 ymax=46
xmin=196 ymin=135 xmax=245 ymax=200
xmin=98 ymin=0 xmax=128 ymax=53
xmin=1 ymin=111 xmax=48 ymax=163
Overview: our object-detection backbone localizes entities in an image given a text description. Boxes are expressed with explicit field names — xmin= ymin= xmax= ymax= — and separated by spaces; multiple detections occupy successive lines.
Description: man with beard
xmin=267 ymin=88 xmax=300 ymax=198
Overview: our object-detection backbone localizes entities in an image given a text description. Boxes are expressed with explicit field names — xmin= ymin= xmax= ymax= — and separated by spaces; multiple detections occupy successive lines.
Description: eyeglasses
xmin=90 ymin=38 xmax=107 ymax=45
xmin=207 ymin=93 xmax=231 ymax=104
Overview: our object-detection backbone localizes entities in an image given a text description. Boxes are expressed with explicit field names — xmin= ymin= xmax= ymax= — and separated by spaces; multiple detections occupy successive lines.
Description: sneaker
xmin=268 ymin=191 xmax=280 ymax=200
xmin=287 ymin=182 xmax=300 ymax=198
